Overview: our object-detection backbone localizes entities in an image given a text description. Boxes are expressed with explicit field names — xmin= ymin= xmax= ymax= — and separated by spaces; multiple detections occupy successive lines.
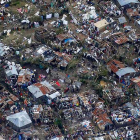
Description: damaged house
xmin=28 ymin=80 xmax=61 ymax=102
xmin=34 ymin=45 xmax=56 ymax=64
xmin=93 ymin=108 xmax=113 ymax=131
xmin=107 ymin=59 xmax=136 ymax=81
xmin=110 ymin=32 xmax=129 ymax=45
xmin=123 ymin=102 xmax=140 ymax=118
xmin=55 ymin=52 xmax=73 ymax=69
xmin=35 ymin=28 xmax=56 ymax=44
xmin=56 ymin=34 xmax=76 ymax=45
xmin=103 ymin=86 xmax=125 ymax=102
xmin=0 ymin=43 xmax=12 ymax=59
xmin=111 ymin=110 xmax=135 ymax=128
xmin=131 ymin=76 xmax=140 ymax=94
xmin=117 ymin=0 xmax=140 ymax=7
xmin=126 ymin=8 xmax=140 ymax=21
xmin=17 ymin=68 xmax=34 ymax=86
xmin=4 ymin=62 xmax=18 ymax=81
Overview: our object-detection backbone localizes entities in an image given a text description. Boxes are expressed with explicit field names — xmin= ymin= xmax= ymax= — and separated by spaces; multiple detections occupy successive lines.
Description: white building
xmin=6 ymin=110 xmax=32 ymax=131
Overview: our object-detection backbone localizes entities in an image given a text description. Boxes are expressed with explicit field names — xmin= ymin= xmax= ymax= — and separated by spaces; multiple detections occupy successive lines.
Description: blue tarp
xmin=18 ymin=135 xmax=22 ymax=140
xmin=41 ymin=16 xmax=43 ymax=21
xmin=5 ymin=3 xmax=9 ymax=8
xmin=64 ymin=38 xmax=74 ymax=43
xmin=32 ymin=0 xmax=36 ymax=3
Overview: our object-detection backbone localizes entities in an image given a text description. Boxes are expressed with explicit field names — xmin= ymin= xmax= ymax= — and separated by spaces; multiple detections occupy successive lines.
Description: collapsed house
xmin=110 ymin=32 xmax=129 ymax=45
xmin=0 ymin=90 xmax=19 ymax=111
xmin=56 ymin=33 xmax=76 ymax=45
xmin=93 ymin=107 xmax=113 ymax=131
xmin=111 ymin=110 xmax=135 ymax=128
xmin=17 ymin=68 xmax=34 ymax=86
xmin=31 ymin=105 xmax=54 ymax=124
xmin=103 ymin=86 xmax=125 ymax=102
xmin=99 ymin=1 xmax=121 ymax=17
xmin=123 ymin=102 xmax=140 ymax=118
xmin=4 ymin=62 xmax=18 ymax=81
xmin=77 ymin=91 xmax=97 ymax=111
xmin=63 ymin=107 xmax=83 ymax=121
xmin=55 ymin=52 xmax=73 ymax=69
xmin=35 ymin=28 xmax=56 ymax=43
xmin=44 ymin=124 xmax=63 ymax=140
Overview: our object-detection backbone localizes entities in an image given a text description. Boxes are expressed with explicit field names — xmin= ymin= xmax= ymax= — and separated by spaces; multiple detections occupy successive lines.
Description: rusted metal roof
xmin=110 ymin=64 xmax=119 ymax=73
xmin=39 ymin=86 xmax=50 ymax=95
xmin=107 ymin=60 xmax=125 ymax=73
xmin=93 ymin=108 xmax=113 ymax=126
xmin=34 ymin=83 xmax=51 ymax=94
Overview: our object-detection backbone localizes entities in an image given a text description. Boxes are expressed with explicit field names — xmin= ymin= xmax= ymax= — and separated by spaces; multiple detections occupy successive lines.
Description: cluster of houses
xmin=0 ymin=0 xmax=140 ymax=139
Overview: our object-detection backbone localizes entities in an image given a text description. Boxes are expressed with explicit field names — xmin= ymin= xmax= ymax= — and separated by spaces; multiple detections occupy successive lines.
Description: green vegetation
xmin=98 ymin=66 xmax=108 ymax=77
xmin=29 ymin=16 xmax=42 ymax=22
xmin=55 ymin=28 xmax=64 ymax=35
xmin=68 ymin=59 xmax=80 ymax=70
xmin=90 ymin=82 xmax=103 ymax=98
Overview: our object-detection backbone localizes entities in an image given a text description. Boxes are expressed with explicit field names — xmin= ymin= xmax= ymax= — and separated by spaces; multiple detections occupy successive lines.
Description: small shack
xmin=94 ymin=19 xmax=109 ymax=31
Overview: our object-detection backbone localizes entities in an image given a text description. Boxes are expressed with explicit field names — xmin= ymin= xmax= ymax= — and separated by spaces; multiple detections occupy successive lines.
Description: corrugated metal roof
xmin=107 ymin=60 xmax=125 ymax=73
xmin=6 ymin=110 xmax=32 ymax=128
xmin=28 ymin=81 xmax=57 ymax=98
xmin=118 ymin=0 xmax=140 ymax=6
xmin=110 ymin=64 xmax=119 ymax=73
xmin=116 ymin=67 xmax=136 ymax=77
xmin=93 ymin=108 xmax=113 ymax=126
